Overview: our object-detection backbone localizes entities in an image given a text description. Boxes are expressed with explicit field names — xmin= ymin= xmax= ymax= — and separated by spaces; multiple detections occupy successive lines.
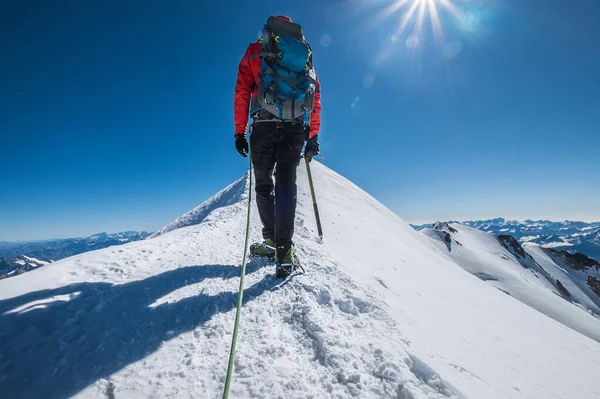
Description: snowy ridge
xmin=421 ymin=223 xmax=600 ymax=342
xmin=149 ymin=175 xmax=248 ymax=239
xmin=2 ymin=162 xmax=600 ymax=398
xmin=20 ymin=255 xmax=50 ymax=265
xmin=525 ymin=244 xmax=600 ymax=315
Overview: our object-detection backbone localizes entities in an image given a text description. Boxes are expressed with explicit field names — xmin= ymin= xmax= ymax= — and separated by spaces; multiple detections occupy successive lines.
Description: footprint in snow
xmin=375 ymin=277 xmax=389 ymax=289
xmin=406 ymin=355 xmax=464 ymax=398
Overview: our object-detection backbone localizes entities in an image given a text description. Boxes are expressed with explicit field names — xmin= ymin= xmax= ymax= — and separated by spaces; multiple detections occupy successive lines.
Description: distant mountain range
xmin=412 ymin=218 xmax=600 ymax=262
xmin=0 ymin=231 xmax=151 ymax=262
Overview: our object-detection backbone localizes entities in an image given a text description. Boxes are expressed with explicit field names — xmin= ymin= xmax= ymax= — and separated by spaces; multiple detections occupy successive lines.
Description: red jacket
xmin=234 ymin=42 xmax=321 ymax=138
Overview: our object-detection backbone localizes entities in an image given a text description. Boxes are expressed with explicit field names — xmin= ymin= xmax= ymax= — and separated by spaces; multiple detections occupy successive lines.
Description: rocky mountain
xmin=0 ymin=255 xmax=52 ymax=279
xmin=412 ymin=218 xmax=600 ymax=262
xmin=0 ymin=231 xmax=151 ymax=262
xmin=526 ymin=245 xmax=600 ymax=311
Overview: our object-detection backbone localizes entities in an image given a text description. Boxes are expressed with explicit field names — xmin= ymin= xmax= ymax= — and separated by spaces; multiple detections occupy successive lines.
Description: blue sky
xmin=1 ymin=0 xmax=599 ymax=241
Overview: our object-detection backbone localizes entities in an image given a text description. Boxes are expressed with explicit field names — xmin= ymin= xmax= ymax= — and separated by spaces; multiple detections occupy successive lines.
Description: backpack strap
xmin=291 ymin=85 xmax=296 ymax=121
xmin=248 ymin=52 xmax=278 ymax=60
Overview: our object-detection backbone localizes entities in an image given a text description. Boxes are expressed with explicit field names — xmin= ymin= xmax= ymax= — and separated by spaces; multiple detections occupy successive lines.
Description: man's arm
xmin=308 ymin=74 xmax=322 ymax=139
xmin=234 ymin=46 xmax=256 ymax=135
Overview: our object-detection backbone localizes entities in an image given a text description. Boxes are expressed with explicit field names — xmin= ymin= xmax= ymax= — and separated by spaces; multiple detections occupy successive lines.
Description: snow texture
xmin=1 ymin=162 xmax=600 ymax=398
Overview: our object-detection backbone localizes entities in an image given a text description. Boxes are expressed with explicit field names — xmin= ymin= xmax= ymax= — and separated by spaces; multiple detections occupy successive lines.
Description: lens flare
xmin=383 ymin=0 xmax=465 ymax=44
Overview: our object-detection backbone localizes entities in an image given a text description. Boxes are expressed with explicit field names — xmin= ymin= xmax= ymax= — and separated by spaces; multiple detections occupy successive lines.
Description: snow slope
xmin=524 ymin=243 xmax=600 ymax=314
xmin=420 ymin=223 xmax=600 ymax=342
xmin=2 ymin=162 xmax=600 ymax=399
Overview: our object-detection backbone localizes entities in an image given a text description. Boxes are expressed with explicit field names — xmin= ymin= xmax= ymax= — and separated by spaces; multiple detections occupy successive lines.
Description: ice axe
xmin=304 ymin=155 xmax=323 ymax=243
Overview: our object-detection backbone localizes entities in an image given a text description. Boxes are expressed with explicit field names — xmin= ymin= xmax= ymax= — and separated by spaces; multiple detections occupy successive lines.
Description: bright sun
xmin=379 ymin=0 xmax=464 ymax=43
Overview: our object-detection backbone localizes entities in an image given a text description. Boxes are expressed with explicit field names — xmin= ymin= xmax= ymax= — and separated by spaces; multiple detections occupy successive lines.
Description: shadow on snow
xmin=0 ymin=261 xmax=275 ymax=399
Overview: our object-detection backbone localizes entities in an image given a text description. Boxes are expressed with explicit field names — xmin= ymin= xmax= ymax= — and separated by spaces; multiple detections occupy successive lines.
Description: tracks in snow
xmin=229 ymin=254 xmax=465 ymax=399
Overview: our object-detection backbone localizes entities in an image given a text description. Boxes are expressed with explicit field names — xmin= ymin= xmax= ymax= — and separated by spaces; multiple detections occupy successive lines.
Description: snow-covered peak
xmin=89 ymin=232 xmax=109 ymax=241
xmin=149 ymin=175 xmax=248 ymax=239
xmin=431 ymin=221 xmax=457 ymax=233
xmin=2 ymin=163 xmax=600 ymax=398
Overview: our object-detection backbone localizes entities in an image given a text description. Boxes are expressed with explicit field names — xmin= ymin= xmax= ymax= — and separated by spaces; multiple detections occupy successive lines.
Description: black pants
xmin=250 ymin=121 xmax=305 ymax=249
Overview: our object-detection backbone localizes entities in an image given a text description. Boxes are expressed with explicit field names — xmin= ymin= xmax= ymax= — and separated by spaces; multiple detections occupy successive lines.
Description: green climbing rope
xmin=222 ymin=146 xmax=252 ymax=399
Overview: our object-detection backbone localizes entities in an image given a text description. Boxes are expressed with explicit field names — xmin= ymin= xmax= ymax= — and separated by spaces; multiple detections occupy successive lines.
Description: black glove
xmin=235 ymin=133 xmax=249 ymax=158
xmin=304 ymin=135 xmax=319 ymax=161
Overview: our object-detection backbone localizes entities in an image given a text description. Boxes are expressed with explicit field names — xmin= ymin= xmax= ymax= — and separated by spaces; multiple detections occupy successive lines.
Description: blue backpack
xmin=251 ymin=17 xmax=317 ymax=124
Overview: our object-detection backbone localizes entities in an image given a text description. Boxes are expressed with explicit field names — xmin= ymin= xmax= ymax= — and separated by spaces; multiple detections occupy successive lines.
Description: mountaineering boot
xmin=275 ymin=245 xmax=300 ymax=278
xmin=250 ymin=238 xmax=276 ymax=259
